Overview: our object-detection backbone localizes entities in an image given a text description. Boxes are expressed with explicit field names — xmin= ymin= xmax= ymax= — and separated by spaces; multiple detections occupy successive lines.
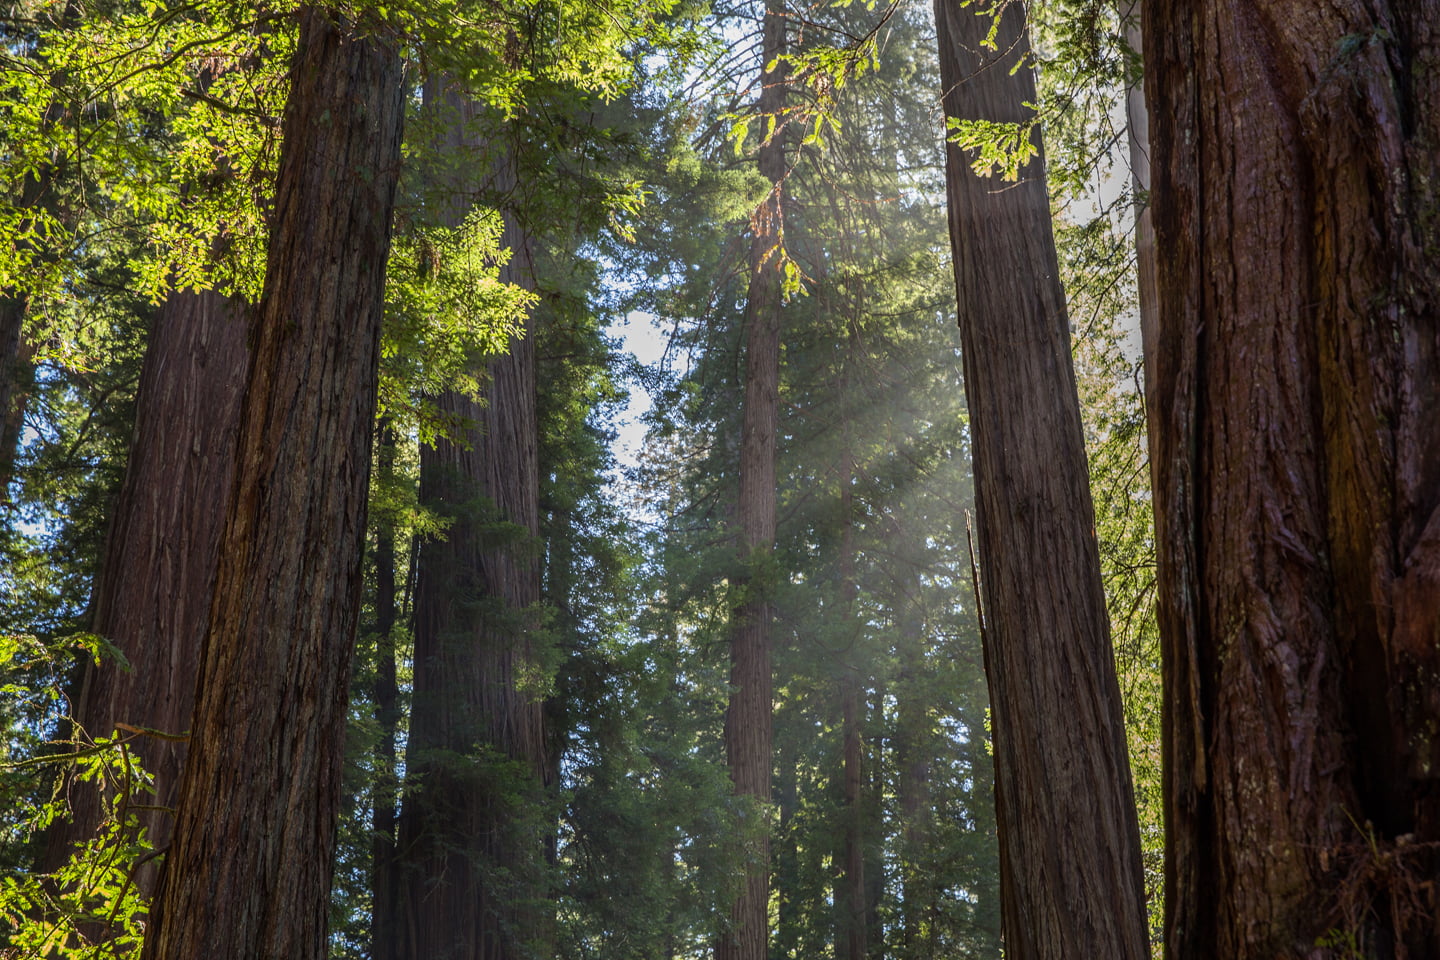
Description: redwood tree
xmin=139 ymin=8 xmax=404 ymax=958
xmin=44 ymin=289 xmax=246 ymax=882
xmin=391 ymin=89 xmax=549 ymax=960
xmin=933 ymin=1 xmax=1148 ymax=957
xmin=719 ymin=2 xmax=785 ymax=958
xmin=1142 ymin=2 xmax=1440 ymax=956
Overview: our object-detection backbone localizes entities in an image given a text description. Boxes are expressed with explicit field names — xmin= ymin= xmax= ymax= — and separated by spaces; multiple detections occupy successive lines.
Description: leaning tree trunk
xmin=139 ymin=9 xmax=403 ymax=959
xmin=43 ymin=289 xmax=246 ymax=886
xmin=718 ymin=3 xmax=785 ymax=959
xmin=932 ymin=2 xmax=1149 ymax=958
xmin=1142 ymin=2 xmax=1440 ymax=957
xmin=393 ymin=86 xmax=548 ymax=960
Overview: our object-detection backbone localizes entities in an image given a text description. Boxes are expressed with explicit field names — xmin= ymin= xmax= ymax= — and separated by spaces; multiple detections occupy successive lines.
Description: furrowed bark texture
xmin=44 ymin=290 xmax=246 ymax=883
xmin=719 ymin=3 xmax=784 ymax=958
xmin=140 ymin=9 xmax=403 ymax=959
xmin=933 ymin=2 xmax=1149 ymax=958
xmin=396 ymin=90 xmax=548 ymax=960
xmin=1142 ymin=1 xmax=1440 ymax=956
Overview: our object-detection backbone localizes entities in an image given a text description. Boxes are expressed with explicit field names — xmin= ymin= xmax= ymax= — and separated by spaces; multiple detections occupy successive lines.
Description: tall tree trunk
xmin=139 ymin=9 xmax=404 ymax=959
xmin=1142 ymin=1 xmax=1440 ymax=956
xmin=370 ymin=422 xmax=401 ymax=960
xmin=394 ymin=89 xmax=548 ymax=960
xmin=42 ymin=290 xmax=246 ymax=883
xmin=718 ymin=2 xmax=785 ymax=959
xmin=932 ymin=3 xmax=1148 ymax=958
xmin=720 ymin=3 xmax=789 ymax=955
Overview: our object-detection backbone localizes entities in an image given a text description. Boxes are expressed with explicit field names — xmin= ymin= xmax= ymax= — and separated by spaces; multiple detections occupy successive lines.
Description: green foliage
xmin=380 ymin=209 xmax=535 ymax=443
xmin=945 ymin=117 xmax=1040 ymax=181
xmin=0 ymin=710 xmax=158 ymax=957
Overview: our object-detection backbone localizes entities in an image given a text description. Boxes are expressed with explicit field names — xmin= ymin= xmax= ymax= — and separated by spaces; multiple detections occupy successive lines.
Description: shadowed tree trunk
xmin=719 ymin=2 xmax=785 ymax=959
xmin=42 ymin=290 xmax=246 ymax=885
xmin=0 ymin=295 xmax=35 ymax=501
xmin=393 ymin=86 xmax=549 ymax=960
xmin=1142 ymin=1 xmax=1440 ymax=956
xmin=139 ymin=9 xmax=404 ymax=959
xmin=932 ymin=2 xmax=1148 ymax=958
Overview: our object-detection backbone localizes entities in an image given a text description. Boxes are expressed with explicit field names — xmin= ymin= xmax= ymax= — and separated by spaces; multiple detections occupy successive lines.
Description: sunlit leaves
xmin=945 ymin=116 xmax=1041 ymax=180
xmin=379 ymin=208 xmax=533 ymax=443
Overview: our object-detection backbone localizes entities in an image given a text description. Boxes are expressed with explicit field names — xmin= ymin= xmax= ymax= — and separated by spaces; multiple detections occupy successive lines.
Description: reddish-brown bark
xmin=393 ymin=88 xmax=549 ymax=960
xmin=1142 ymin=1 xmax=1440 ymax=956
xmin=139 ymin=8 xmax=404 ymax=959
xmin=933 ymin=2 xmax=1148 ymax=958
xmin=43 ymin=290 xmax=245 ymax=882
xmin=719 ymin=4 xmax=785 ymax=959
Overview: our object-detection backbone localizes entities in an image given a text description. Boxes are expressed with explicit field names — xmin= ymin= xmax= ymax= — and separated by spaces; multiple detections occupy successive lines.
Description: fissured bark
xmin=140 ymin=8 xmax=403 ymax=959
xmin=933 ymin=2 xmax=1149 ymax=957
xmin=45 ymin=290 xmax=245 ymax=886
xmin=1142 ymin=1 xmax=1440 ymax=956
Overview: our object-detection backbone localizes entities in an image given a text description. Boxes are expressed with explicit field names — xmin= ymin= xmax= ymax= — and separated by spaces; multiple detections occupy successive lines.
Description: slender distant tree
xmin=1142 ymin=2 xmax=1440 ymax=956
xmin=720 ymin=2 xmax=785 ymax=958
xmin=44 ymin=289 xmax=246 ymax=886
xmin=933 ymin=2 xmax=1148 ymax=958
xmin=139 ymin=8 xmax=404 ymax=958
xmin=369 ymin=421 xmax=402 ymax=960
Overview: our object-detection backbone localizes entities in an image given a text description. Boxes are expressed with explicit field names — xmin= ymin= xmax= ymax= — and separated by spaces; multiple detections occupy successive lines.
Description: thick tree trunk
xmin=718 ymin=3 xmax=785 ymax=960
xmin=139 ymin=9 xmax=403 ymax=959
xmin=43 ymin=290 xmax=246 ymax=883
xmin=395 ymin=90 xmax=548 ymax=960
xmin=1141 ymin=2 xmax=1440 ymax=956
xmin=932 ymin=2 xmax=1148 ymax=958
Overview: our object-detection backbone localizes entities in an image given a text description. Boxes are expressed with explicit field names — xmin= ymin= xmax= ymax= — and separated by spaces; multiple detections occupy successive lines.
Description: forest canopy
xmin=3 ymin=0 xmax=1436 ymax=959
